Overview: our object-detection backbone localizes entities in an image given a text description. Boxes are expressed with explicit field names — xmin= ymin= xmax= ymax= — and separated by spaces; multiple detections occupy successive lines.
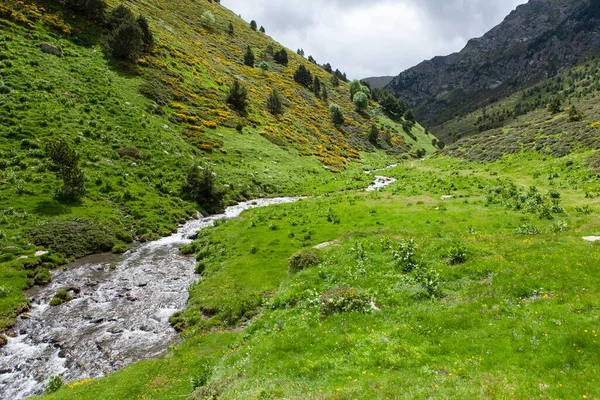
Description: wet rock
xmin=0 ymin=335 xmax=7 ymax=348
xmin=40 ymin=43 xmax=62 ymax=57
xmin=108 ymin=327 xmax=124 ymax=334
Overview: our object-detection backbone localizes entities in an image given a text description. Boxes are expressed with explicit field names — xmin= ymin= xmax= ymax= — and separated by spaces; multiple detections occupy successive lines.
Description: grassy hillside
xmin=0 ymin=0 xmax=436 ymax=330
xmin=434 ymin=58 xmax=600 ymax=148
xmin=38 ymin=153 xmax=600 ymax=399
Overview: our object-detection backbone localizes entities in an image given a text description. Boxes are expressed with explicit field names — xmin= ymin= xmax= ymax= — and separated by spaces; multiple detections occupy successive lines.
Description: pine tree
xmin=244 ymin=45 xmax=255 ymax=67
xmin=294 ymin=65 xmax=313 ymax=88
xmin=226 ymin=78 xmax=248 ymax=111
xmin=313 ymin=76 xmax=321 ymax=97
xmin=46 ymin=139 xmax=86 ymax=201
xmin=250 ymin=20 xmax=257 ymax=30
xmin=266 ymin=89 xmax=284 ymax=115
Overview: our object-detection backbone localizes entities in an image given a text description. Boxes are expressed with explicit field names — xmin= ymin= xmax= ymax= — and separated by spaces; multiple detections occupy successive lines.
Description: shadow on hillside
xmin=33 ymin=200 xmax=71 ymax=217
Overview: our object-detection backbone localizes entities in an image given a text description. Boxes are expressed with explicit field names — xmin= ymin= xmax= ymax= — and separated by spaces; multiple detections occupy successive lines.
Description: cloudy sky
xmin=220 ymin=0 xmax=527 ymax=79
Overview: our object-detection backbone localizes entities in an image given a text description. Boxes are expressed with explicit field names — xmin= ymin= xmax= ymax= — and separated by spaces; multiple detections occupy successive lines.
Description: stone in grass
xmin=582 ymin=236 xmax=600 ymax=242
xmin=40 ymin=43 xmax=62 ymax=57
xmin=49 ymin=289 xmax=73 ymax=306
xmin=0 ymin=335 xmax=7 ymax=348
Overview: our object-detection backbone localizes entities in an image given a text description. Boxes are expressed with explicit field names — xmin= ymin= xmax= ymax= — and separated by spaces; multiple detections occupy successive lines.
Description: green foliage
xmin=191 ymin=364 xmax=212 ymax=390
xmin=329 ymin=103 xmax=344 ymax=125
xmin=266 ymin=89 xmax=284 ymax=116
xmin=320 ymin=86 xmax=328 ymax=102
xmin=249 ymin=20 xmax=257 ymax=30
xmin=225 ymin=78 xmax=248 ymax=112
xmin=29 ymin=218 xmax=116 ymax=258
xmin=182 ymin=165 xmax=226 ymax=212
xmin=313 ymin=76 xmax=321 ymax=97
xmin=136 ymin=15 xmax=154 ymax=51
xmin=547 ymin=97 xmax=562 ymax=114
xmin=319 ymin=287 xmax=371 ymax=315
xmin=60 ymin=0 xmax=107 ymax=21
xmin=288 ymin=249 xmax=320 ymax=274
xmin=227 ymin=21 xmax=234 ymax=35
xmin=243 ymin=45 xmax=255 ymax=67
xmin=349 ymin=79 xmax=369 ymax=100
xmin=46 ymin=139 xmax=85 ymax=202
xmin=46 ymin=376 xmax=63 ymax=394
xmin=106 ymin=7 xmax=144 ymax=61
xmin=368 ymin=124 xmax=379 ymax=145
xmin=273 ymin=48 xmax=288 ymax=65
xmin=414 ymin=262 xmax=441 ymax=298
xmin=353 ymin=91 xmax=369 ymax=111
xmin=567 ymin=105 xmax=584 ymax=122
xmin=446 ymin=241 xmax=467 ymax=265
xmin=293 ymin=65 xmax=313 ymax=88
xmin=200 ymin=11 xmax=216 ymax=30
xmin=49 ymin=289 xmax=73 ymax=306
xmin=394 ymin=238 xmax=418 ymax=272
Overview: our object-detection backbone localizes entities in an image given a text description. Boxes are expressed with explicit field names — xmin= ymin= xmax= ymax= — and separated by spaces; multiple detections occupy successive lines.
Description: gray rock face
xmin=40 ymin=43 xmax=62 ymax=57
xmin=387 ymin=0 xmax=599 ymax=137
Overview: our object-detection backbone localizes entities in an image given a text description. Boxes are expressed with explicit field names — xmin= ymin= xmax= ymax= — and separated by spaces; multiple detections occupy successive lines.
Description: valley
xmin=0 ymin=0 xmax=598 ymax=399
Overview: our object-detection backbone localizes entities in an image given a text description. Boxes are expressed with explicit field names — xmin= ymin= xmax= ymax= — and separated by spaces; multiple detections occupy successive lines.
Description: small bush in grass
xmin=288 ymin=250 xmax=319 ymax=274
xmin=320 ymin=287 xmax=370 ymax=315
xmin=46 ymin=375 xmax=63 ymax=394
xmin=195 ymin=261 xmax=206 ymax=274
xmin=394 ymin=239 xmax=418 ymax=272
xmin=0 ymin=285 xmax=10 ymax=298
xmin=446 ymin=241 xmax=467 ymax=265
xmin=516 ymin=223 xmax=540 ymax=235
xmin=414 ymin=262 xmax=441 ymax=298
xmin=50 ymin=289 xmax=72 ymax=306
xmin=191 ymin=364 xmax=212 ymax=390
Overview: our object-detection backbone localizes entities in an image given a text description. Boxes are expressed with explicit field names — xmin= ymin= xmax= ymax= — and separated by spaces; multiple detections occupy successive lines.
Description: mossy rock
xmin=49 ymin=289 xmax=73 ymax=306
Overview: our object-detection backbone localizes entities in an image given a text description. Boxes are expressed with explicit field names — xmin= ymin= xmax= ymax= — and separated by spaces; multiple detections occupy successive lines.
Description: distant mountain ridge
xmin=362 ymin=76 xmax=394 ymax=89
xmin=386 ymin=0 xmax=600 ymax=142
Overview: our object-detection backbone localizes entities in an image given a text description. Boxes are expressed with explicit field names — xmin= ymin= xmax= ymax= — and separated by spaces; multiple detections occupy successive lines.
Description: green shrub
xmin=200 ymin=11 xmax=216 ymax=30
xmin=191 ymin=364 xmax=212 ymax=390
xmin=329 ymin=104 xmax=344 ymax=125
xmin=182 ymin=165 xmax=226 ymax=212
xmin=353 ymin=92 xmax=369 ymax=111
xmin=243 ymin=45 xmax=255 ymax=67
xmin=29 ymin=217 xmax=116 ymax=258
xmin=34 ymin=268 xmax=52 ymax=285
xmin=225 ymin=78 xmax=248 ymax=112
xmin=46 ymin=375 xmax=63 ymax=394
xmin=446 ymin=242 xmax=467 ymax=265
xmin=50 ymin=289 xmax=72 ymax=306
xmin=516 ymin=223 xmax=540 ymax=235
xmin=395 ymin=239 xmax=418 ymax=272
xmin=0 ymin=285 xmax=10 ymax=298
xmin=111 ymin=242 xmax=128 ymax=254
xmin=320 ymin=287 xmax=370 ymax=315
xmin=266 ymin=89 xmax=283 ymax=115
xmin=293 ymin=65 xmax=312 ymax=88
xmin=195 ymin=261 xmax=206 ymax=274
xmin=46 ymin=139 xmax=85 ymax=202
xmin=414 ymin=262 xmax=441 ymax=298
xmin=288 ymin=249 xmax=320 ymax=274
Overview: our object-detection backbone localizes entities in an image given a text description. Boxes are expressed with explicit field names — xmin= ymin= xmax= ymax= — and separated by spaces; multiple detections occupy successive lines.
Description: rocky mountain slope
xmin=362 ymin=76 xmax=394 ymax=89
xmin=387 ymin=0 xmax=600 ymax=142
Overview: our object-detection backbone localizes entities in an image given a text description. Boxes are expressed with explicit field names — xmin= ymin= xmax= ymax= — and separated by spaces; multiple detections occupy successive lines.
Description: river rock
xmin=40 ymin=43 xmax=62 ymax=57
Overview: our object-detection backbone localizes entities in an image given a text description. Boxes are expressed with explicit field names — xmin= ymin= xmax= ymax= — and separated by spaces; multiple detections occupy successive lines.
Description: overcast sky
xmin=220 ymin=0 xmax=527 ymax=79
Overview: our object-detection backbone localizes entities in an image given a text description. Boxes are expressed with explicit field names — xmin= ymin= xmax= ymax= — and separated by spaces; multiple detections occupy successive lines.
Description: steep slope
xmin=0 ymin=0 xmax=436 ymax=330
xmin=387 ymin=0 xmax=600 ymax=142
xmin=438 ymin=57 xmax=600 ymax=162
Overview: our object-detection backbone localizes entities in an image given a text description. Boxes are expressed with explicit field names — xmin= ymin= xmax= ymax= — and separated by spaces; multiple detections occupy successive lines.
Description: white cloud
xmin=221 ymin=0 xmax=526 ymax=79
